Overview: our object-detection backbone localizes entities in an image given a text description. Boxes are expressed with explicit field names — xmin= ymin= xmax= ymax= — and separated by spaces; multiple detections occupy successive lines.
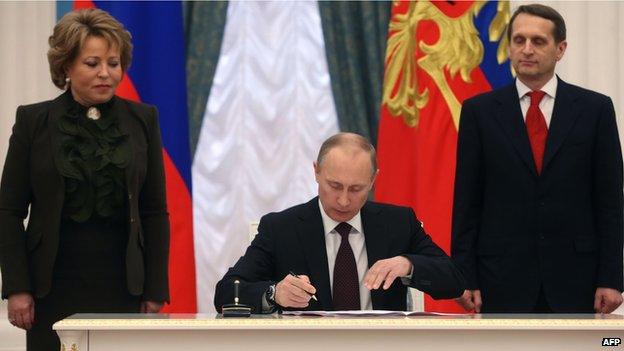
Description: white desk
xmin=54 ymin=313 xmax=624 ymax=351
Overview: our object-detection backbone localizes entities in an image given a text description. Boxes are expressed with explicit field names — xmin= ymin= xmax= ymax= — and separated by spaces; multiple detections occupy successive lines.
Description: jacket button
xmin=128 ymin=193 xmax=133 ymax=200
xmin=130 ymin=218 xmax=135 ymax=223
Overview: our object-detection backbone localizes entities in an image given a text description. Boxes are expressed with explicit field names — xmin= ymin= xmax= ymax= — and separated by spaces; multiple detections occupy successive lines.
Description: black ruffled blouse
xmin=56 ymin=91 xmax=131 ymax=223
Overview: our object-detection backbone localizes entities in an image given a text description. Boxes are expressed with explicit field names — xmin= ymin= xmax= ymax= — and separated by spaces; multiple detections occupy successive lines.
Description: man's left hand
xmin=140 ymin=301 xmax=164 ymax=313
xmin=594 ymin=288 xmax=623 ymax=313
xmin=364 ymin=256 xmax=412 ymax=290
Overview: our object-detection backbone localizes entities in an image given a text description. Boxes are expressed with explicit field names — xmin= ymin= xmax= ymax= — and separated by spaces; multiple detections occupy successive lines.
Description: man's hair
xmin=507 ymin=4 xmax=566 ymax=43
xmin=316 ymin=133 xmax=377 ymax=177
xmin=48 ymin=8 xmax=133 ymax=89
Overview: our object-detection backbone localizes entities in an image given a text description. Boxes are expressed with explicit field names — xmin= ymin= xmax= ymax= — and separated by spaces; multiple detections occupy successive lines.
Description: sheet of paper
xmin=282 ymin=310 xmax=465 ymax=317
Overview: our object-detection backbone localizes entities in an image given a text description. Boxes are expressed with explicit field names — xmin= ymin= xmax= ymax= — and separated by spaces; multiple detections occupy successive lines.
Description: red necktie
xmin=332 ymin=222 xmax=360 ymax=310
xmin=526 ymin=91 xmax=548 ymax=174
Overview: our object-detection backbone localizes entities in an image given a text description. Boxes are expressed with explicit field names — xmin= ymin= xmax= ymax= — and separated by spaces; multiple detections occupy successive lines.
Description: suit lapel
xmin=296 ymin=198 xmax=333 ymax=310
xmin=493 ymin=83 xmax=538 ymax=177
xmin=542 ymin=78 xmax=581 ymax=172
xmin=47 ymin=93 xmax=69 ymax=192
xmin=361 ymin=202 xmax=388 ymax=309
xmin=111 ymin=98 xmax=136 ymax=191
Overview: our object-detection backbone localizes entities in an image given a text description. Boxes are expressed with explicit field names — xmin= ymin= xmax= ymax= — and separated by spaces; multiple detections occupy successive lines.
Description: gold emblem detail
xmin=60 ymin=343 xmax=79 ymax=351
xmin=489 ymin=1 xmax=511 ymax=65
xmin=382 ymin=1 xmax=510 ymax=129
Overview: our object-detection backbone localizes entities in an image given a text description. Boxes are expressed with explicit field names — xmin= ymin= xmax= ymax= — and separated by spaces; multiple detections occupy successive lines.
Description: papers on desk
xmin=282 ymin=310 xmax=463 ymax=317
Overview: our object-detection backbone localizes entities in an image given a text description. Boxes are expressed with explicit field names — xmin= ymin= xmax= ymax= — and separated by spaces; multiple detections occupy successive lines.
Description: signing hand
xmin=7 ymin=292 xmax=35 ymax=330
xmin=140 ymin=300 xmax=164 ymax=313
xmin=275 ymin=274 xmax=316 ymax=308
xmin=455 ymin=289 xmax=482 ymax=313
xmin=594 ymin=288 xmax=623 ymax=314
xmin=364 ymin=256 xmax=412 ymax=290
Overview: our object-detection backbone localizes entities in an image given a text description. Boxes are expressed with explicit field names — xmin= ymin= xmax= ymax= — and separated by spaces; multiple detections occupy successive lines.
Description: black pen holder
xmin=222 ymin=303 xmax=252 ymax=317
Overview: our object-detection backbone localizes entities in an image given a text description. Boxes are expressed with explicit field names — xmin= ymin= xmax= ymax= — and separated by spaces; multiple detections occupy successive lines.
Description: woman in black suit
xmin=0 ymin=8 xmax=170 ymax=350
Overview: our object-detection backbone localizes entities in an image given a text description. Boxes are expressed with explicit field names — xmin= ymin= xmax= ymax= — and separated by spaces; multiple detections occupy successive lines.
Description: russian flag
xmin=70 ymin=1 xmax=196 ymax=312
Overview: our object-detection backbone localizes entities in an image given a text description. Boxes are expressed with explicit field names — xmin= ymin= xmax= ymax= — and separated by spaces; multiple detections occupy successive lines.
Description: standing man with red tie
xmin=452 ymin=4 xmax=623 ymax=313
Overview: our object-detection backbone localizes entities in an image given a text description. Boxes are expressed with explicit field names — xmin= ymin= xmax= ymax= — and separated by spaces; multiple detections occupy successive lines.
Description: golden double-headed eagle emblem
xmin=382 ymin=1 xmax=510 ymax=129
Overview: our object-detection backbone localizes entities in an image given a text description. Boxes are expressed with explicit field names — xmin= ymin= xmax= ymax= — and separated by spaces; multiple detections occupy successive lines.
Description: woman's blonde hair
xmin=47 ymin=8 xmax=133 ymax=89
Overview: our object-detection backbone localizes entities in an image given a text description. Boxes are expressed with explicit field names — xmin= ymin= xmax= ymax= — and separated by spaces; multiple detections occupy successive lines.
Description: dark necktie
xmin=332 ymin=222 xmax=360 ymax=310
xmin=526 ymin=90 xmax=548 ymax=174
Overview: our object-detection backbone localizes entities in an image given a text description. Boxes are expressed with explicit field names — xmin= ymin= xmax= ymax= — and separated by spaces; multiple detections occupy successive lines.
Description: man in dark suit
xmin=215 ymin=133 xmax=464 ymax=312
xmin=452 ymin=4 xmax=623 ymax=313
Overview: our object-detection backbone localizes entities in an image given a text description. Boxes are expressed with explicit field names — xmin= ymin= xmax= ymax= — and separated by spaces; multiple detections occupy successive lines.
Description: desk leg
xmin=57 ymin=330 xmax=87 ymax=351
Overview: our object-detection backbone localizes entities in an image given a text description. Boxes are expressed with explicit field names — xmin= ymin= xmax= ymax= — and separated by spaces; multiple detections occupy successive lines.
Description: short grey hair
xmin=316 ymin=133 xmax=377 ymax=177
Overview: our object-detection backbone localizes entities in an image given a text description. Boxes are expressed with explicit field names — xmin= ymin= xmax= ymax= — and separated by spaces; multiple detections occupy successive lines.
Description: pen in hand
xmin=289 ymin=271 xmax=318 ymax=301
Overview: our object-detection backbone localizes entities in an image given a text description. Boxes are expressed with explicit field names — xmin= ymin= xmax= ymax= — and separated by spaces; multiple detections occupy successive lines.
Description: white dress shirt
xmin=516 ymin=75 xmax=558 ymax=127
xmin=319 ymin=200 xmax=373 ymax=310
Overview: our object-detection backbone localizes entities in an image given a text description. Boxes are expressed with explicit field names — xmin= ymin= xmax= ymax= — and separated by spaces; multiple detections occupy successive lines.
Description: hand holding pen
xmin=273 ymin=271 xmax=318 ymax=308
xmin=289 ymin=271 xmax=318 ymax=301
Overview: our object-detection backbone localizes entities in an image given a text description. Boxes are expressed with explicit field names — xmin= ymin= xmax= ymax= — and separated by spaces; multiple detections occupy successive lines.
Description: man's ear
xmin=313 ymin=161 xmax=320 ymax=182
xmin=370 ymin=169 xmax=379 ymax=189
xmin=556 ymin=40 xmax=567 ymax=61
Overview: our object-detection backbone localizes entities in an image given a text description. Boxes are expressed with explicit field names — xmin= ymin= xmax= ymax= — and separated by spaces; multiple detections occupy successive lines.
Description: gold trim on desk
xmin=54 ymin=314 xmax=624 ymax=331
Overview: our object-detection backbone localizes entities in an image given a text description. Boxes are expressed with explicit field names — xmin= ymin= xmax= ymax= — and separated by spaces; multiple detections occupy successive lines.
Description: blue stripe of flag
xmin=94 ymin=1 xmax=192 ymax=190
xmin=475 ymin=1 xmax=513 ymax=89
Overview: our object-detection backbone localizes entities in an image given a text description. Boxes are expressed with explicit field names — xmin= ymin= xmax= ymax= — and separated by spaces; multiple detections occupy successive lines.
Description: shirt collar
xmin=516 ymin=74 xmax=558 ymax=99
xmin=318 ymin=199 xmax=363 ymax=235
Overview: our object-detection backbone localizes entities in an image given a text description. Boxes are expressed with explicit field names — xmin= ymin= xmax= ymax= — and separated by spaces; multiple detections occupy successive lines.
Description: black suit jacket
xmin=452 ymin=77 xmax=623 ymax=312
xmin=215 ymin=198 xmax=465 ymax=313
xmin=0 ymin=91 xmax=170 ymax=302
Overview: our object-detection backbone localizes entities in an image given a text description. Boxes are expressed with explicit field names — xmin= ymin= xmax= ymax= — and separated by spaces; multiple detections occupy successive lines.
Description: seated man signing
xmin=214 ymin=133 xmax=464 ymax=312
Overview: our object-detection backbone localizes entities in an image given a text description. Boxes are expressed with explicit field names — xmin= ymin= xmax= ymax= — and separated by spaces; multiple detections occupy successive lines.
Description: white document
xmin=282 ymin=310 xmax=464 ymax=317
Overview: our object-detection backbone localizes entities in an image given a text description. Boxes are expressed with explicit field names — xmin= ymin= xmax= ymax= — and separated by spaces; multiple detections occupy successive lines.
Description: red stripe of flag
xmin=376 ymin=1 xmax=494 ymax=313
